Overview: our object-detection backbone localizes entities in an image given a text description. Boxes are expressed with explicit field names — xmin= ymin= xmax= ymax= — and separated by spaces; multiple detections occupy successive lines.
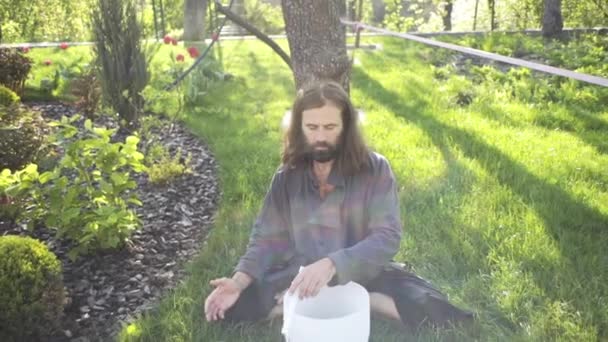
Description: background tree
xmin=183 ymin=0 xmax=207 ymax=41
xmin=488 ymin=0 xmax=497 ymax=30
xmin=281 ymin=0 xmax=351 ymax=91
xmin=542 ymin=0 xmax=563 ymax=37
xmin=442 ymin=0 xmax=453 ymax=31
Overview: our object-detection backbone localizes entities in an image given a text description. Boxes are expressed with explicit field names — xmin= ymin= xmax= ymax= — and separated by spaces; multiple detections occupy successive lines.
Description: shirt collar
xmin=307 ymin=161 xmax=345 ymax=188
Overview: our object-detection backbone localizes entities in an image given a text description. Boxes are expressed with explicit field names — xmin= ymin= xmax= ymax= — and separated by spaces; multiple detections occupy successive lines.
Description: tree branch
xmin=215 ymin=1 xmax=292 ymax=70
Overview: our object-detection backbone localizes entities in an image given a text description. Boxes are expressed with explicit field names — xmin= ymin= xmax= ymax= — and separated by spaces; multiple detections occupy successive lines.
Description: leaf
xmin=84 ymin=119 xmax=93 ymax=131
xmin=39 ymin=171 xmax=55 ymax=184
xmin=128 ymin=197 xmax=143 ymax=206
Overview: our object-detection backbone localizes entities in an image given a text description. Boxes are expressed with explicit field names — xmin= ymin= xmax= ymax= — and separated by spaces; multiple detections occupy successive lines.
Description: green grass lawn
xmin=24 ymin=34 xmax=608 ymax=341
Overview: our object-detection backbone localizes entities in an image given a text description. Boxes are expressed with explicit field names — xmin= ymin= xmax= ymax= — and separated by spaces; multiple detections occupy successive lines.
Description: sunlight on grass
xmin=102 ymin=35 xmax=608 ymax=341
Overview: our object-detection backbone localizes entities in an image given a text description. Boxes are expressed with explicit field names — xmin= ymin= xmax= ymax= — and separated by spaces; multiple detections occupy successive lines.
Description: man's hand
xmin=288 ymin=258 xmax=336 ymax=299
xmin=204 ymin=278 xmax=242 ymax=322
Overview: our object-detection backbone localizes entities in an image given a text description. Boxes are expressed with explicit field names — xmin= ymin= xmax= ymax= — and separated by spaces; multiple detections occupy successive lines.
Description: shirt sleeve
xmin=234 ymin=169 xmax=292 ymax=282
xmin=328 ymin=157 xmax=402 ymax=285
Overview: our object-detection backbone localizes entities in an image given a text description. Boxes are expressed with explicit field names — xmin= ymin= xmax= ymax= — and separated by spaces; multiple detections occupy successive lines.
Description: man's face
xmin=301 ymin=103 xmax=343 ymax=163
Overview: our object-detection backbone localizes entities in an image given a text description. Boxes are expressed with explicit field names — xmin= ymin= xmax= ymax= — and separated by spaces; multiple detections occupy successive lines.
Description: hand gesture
xmin=288 ymin=258 xmax=336 ymax=299
xmin=204 ymin=277 xmax=242 ymax=322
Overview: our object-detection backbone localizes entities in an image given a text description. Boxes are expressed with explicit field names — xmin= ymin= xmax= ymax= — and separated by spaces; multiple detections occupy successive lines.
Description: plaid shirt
xmin=235 ymin=152 xmax=402 ymax=286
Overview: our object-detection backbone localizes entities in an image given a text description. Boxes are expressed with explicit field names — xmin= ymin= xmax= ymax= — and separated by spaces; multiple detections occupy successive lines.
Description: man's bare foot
xmin=369 ymin=292 xmax=401 ymax=321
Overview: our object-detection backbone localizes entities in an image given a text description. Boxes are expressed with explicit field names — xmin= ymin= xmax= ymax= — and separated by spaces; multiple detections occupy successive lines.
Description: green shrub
xmin=70 ymin=67 xmax=102 ymax=118
xmin=145 ymin=143 xmax=191 ymax=185
xmin=32 ymin=116 xmax=146 ymax=259
xmin=0 ymin=235 xmax=65 ymax=341
xmin=0 ymin=48 xmax=33 ymax=95
xmin=244 ymin=0 xmax=284 ymax=34
xmin=92 ymin=0 xmax=150 ymax=129
xmin=0 ymin=106 xmax=48 ymax=171
xmin=0 ymin=165 xmax=40 ymax=224
xmin=0 ymin=85 xmax=20 ymax=107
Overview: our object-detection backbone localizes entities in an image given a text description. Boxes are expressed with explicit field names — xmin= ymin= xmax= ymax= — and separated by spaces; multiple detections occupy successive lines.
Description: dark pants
xmin=224 ymin=263 xmax=474 ymax=329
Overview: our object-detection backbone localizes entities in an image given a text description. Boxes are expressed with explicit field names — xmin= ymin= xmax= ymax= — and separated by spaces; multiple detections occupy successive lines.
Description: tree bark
xmin=488 ymin=0 xmax=497 ymax=31
xmin=371 ymin=0 xmax=386 ymax=23
xmin=281 ymin=0 xmax=351 ymax=92
xmin=184 ymin=0 xmax=208 ymax=41
xmin=473 ymin=0 xmax=479 ymax=30
xmin=542 ymin=0 xmax=563 ymax=38
xmin=442 ymin=0 xmax=453 ymax=31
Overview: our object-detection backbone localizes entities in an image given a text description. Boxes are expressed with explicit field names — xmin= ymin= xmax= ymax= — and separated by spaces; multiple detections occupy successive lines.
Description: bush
xmin=32 ymin=116 xmax=146 ymax=259
xmin=0 ymin=165 xmax=40 ymax=224
xmin=0 ymin=235 xmax=65 ymax=341
xmin=0 ymin=48 xmax=33 ymax=95
xmin=244 ymin=0 xmax=285 ymax=34
xmin=70 ymin=66 xmax=102 ymax=118
xmin=0 ymin=85 xmax=20 ymax=107
xmin=92 ymin=0 xmax=150 ymax=129
xmin=0 ymin=106 xmax=48 ymax=171
xmin=145 ymin=143 xmax=191 ymax=184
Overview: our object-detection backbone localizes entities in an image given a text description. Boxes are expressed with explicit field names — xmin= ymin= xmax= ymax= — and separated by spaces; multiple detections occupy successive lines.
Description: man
xmin=204 ymin=80 xmax=473 ymax=328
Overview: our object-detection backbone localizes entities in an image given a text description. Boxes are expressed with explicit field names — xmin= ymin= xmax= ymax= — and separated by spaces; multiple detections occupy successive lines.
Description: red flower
xmin=176 ymin=54 xmax=184 ymax=62
xmin=60 ymin=42 xmax=69 ymax=50
xmin=163 ymin=35 xmax=172 ymax=44
xmin=21 ymin=46 xmax=30 ymax=53
xmin=211 ymin=32 xmax=220 ymax=42
xmin=187 ymin=46 xmax=200 ymax=58
xmin=44 ymin=59 xmax=52 ymax=66
xmin=171 ymin=38 xmax=178 ymax=46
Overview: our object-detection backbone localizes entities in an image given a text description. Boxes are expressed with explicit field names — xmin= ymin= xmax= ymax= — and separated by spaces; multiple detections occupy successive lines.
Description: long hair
xmin=282 ymin=80 xmax=370 ymax=176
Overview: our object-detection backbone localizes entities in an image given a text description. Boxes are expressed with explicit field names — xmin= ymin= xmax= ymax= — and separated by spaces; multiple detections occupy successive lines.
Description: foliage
xmin=0 ymin=84 xmax=20 ymax=107
xmin=0 ymin=105 xmax=48 ymax=172
xmin=184 ymin=58 xmax=226 ymax=107
xmin=92 ymin=0 xmax=150 ymax=129
xmin=0 ymin=0 xmax=92 ymax=43
xmin=0 ymin=48 xmax=33 ymax=95
xmin=145 ymin=143 xmax=191 ymax=185
xmin=244 ymin=0 xmax=285 ymax=35
xmin=28 ymin=116 xmax=147 ymax=259
xmin=70 ymin=65 xmax=102 ymax=118
xmin=383 ymin=1 xmax=416 ymax=32
xmin=0 ymin=165 xmax=40 ymax=223
xmin=0 ymin=235 xmax=65 ymax=341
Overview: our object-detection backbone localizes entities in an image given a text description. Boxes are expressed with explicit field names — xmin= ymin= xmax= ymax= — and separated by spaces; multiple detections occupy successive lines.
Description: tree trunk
xmin=473 ymin=0 xmax=479 ymax=30
xmin=371 ymin=0 xmax=386 ymax=23
xmin=348 ymin=0 xmax=357 ymax=21
xmin=281 ymin=0 xmax=351 ymax=92
xmin=542 ymin=0 xmax=563 ymax=38
xmin=442 ymin=0 xmax=453 ymax=31
xmin=184 ymin=0 xmax=208 ymax=41
xmin=488 ymin=0 xmax=497 ymax=31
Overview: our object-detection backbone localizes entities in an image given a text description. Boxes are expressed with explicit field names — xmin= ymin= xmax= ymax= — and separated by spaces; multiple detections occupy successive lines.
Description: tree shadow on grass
xmin=353 ymin=68 xmax=608 ymax=338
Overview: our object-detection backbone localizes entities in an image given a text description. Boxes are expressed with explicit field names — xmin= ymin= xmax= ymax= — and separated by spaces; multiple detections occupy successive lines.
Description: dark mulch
xmin=0 ymin=102 xmax=220 ymax=341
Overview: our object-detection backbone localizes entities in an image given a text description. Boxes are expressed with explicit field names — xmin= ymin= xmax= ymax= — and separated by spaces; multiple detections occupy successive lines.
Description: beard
xmin=306 ymin=141 xmax=340 ymax=163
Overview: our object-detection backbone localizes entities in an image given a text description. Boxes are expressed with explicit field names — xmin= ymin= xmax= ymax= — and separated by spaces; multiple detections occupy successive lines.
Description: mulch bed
xmin=0 ymin=102 xmax=220 ymax=341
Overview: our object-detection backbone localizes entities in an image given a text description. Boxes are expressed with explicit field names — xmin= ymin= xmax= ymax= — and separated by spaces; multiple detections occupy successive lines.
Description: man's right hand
xmin=204 ymin=278 xmax=242 ymax=322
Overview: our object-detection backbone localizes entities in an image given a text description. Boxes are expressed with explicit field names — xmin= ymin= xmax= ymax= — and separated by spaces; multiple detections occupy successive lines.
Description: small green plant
xmin=0 ymin=165 xmax=40 ymax=224
xmin=145 ymin=142 xmax=191 ymax=185
xmin=0 ymin=85 xmax=20 ymax=107
xmin=0 ymin=235 xmax=65 ymax=341
xmin=28 ymin=116 xmax=147 ymax=259
xmin=70 ymin=66 xmax=102 ymax=118
xmin=0 ymin=105 xmax=48 ymax=171
xmin=0 ymin=48 xmax=33 ymax=95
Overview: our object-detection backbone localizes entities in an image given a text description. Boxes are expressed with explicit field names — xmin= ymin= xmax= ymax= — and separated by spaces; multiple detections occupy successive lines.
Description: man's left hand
xmin=288 ymin=257 xmax=336 ymax=299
